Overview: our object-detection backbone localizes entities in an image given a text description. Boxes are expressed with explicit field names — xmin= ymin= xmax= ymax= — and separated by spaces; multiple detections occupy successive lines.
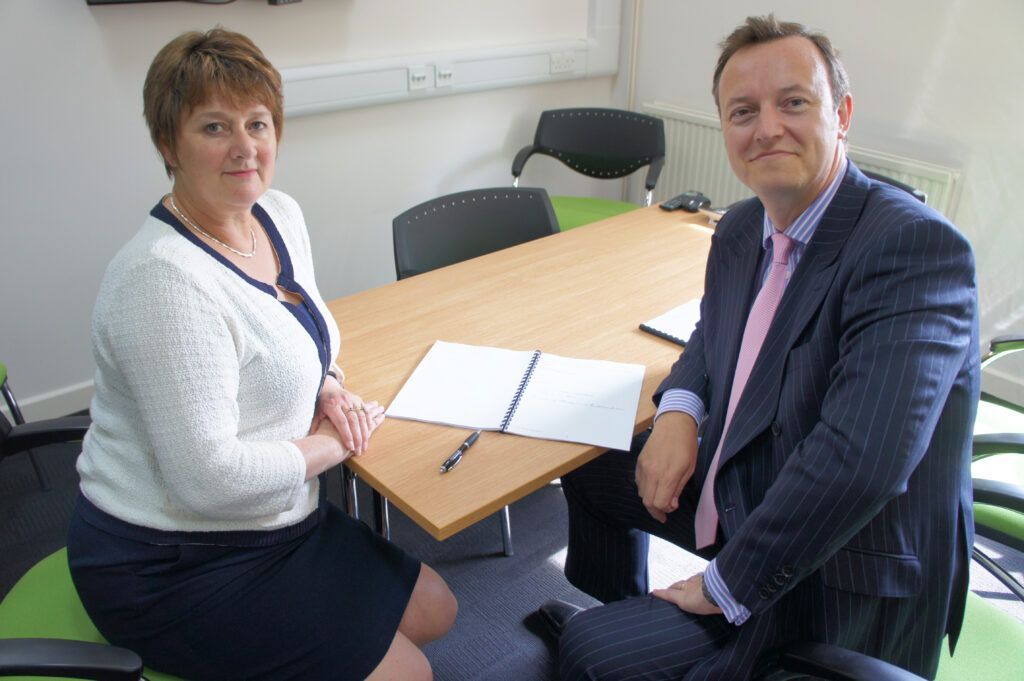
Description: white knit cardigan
xmin=77 ymin=190 xmax=340 ymax=533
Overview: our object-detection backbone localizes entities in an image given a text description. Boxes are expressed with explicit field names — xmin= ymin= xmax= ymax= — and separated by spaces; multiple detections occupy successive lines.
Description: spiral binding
xmin=500 ymin=349 xmax=542 ymax=432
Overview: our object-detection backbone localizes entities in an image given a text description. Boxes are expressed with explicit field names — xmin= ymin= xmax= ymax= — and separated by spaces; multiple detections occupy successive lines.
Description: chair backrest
xmin=512 ymin=108 xmax=666 ymax=192
xmin=392 ymin=187 xmax=559 ymax=280
xmin=862 ymin=169 xmax=928 ymax=204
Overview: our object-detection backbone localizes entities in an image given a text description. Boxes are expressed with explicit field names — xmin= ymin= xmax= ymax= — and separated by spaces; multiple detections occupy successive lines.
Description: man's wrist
xmin=700 ymin=573 xmax=719 ymax=608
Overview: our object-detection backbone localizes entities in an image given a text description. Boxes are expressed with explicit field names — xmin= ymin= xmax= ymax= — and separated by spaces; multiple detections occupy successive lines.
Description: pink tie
xmin=694 ymin=231 xmax=796 ymax=548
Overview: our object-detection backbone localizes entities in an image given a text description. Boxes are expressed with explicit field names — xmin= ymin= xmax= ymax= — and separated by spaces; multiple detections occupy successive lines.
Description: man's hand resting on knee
xmin=652 ymin=573 xmax=724 ymax=616
xmin=635 ymin=412 xmax=698 ymax=522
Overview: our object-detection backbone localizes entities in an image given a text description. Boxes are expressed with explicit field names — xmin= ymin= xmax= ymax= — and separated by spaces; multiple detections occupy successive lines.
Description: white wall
xmin=628 ymin=0 xmax=1024 ymax=403
xmin=1 ymin=0 xmax=622 ymax=418
xmin=4 ymin=0 xmax=1021 ymax=417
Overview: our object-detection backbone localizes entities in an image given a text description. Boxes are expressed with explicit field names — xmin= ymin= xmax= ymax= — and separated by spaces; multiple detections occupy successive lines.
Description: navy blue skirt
xmin=67 ymin=495 xmax=420 ymax=681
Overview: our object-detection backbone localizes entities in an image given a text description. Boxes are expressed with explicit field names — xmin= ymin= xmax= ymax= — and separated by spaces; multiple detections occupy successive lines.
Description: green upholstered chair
xmin=760 ymin=434 xmax=1024 ymax=680
xmin=971 ymin=334 xmax=1024 ymax=599
xmin=511 ymin=108 xmax=665 ymax=230
xmin=542 ymin=195 xmax=640 ymax=232
xmin=0 ymin=370 xmax=168 ymax=680
xmin=0 ymin=549 xmax=167 ymax=680
xmin=762 ymin=590 xmax=1024 ymax=681
xmin=0 ymin=393 xmax=170 ymax=680
xmin=757 ymin=335 xmax=1024 ymax=680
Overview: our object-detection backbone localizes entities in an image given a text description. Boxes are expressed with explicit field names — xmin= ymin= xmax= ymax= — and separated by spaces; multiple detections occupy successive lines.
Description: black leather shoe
xmin=524 ymin=599 xmax=585 ymax=642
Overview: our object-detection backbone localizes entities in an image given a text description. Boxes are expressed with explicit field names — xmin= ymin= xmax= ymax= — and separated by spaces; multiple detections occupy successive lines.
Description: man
xmin=528 ymin=15 xmax=978 ymax=681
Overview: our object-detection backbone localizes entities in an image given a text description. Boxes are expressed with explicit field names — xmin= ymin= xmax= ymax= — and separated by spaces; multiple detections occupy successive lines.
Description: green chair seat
xmin=974 ymin=503 xmax=1024 ymax=542
xmin=936 ymin=592 xmax=1024 ymax=680
xmin=550 ymin=195 xmax=641 ymax=231
xmin=0 ymin=548 xmax=184 ymax=681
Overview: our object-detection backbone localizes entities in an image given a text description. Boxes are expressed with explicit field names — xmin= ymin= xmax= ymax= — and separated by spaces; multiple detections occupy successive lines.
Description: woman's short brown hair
xmin=712 ymin=14 xmax=850 ymax=114
xmin=143 ymin=28 xmax=283 ymax=177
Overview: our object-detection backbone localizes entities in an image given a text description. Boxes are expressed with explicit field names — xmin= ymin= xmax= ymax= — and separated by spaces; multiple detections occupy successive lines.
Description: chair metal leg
xmin=973 ymin=546 xmax=1024 ymax=601
xmin=373 ymin=490 xmax=391 ymax=540
xmin=342 ymin=466 xmax=359 ymax=518
xmin=26 ymin=450 xmax=49 ymax=491
xmin=500 ymin=504 xmax=513 ymax=556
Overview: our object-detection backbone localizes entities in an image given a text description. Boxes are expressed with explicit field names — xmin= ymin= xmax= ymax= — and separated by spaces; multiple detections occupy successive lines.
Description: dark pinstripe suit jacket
xmin=657 ymin=162 xmax=979 ymax=677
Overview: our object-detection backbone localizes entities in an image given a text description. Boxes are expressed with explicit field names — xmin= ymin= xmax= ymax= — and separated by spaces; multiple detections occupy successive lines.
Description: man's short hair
xmin=712 ymin=14 xmax=850 ymax=113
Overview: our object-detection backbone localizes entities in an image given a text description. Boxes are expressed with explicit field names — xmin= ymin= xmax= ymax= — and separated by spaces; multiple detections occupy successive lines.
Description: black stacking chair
xmin=1 ymin=361 xmax=49 ymax=490
xmin=511 ymin=108 xmax=665 ymax=229
xmin=392 ymin=187 xmax=559 ymax=280
xmin=1 ymin=362 xmax=90 ymax=490
xmin=352 ymin=187 xmax=561 ymax=556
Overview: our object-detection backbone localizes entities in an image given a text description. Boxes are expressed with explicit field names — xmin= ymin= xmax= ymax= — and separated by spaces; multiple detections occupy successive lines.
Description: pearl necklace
xmin=169 ymin=194 xmax=257 ymax=258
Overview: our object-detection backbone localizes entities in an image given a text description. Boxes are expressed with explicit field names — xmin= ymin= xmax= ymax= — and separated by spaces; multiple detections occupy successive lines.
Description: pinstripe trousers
xmin=558 ymin=433 xmax=928 ymax=681
xmin=559 ymin=432 xmax=739 ymax=681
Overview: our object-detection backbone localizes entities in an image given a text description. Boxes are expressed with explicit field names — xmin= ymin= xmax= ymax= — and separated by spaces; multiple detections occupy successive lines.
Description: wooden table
xmin=326 ymin=206 xmax=714 ymax=542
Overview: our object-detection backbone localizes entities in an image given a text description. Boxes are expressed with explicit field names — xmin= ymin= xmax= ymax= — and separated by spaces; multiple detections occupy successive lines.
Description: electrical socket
xmin=550 ymin=51 xmax=577 ymax=74
xmin=407 ymin=65 xmax=434 ymax=91
xmin=436 ymin=63 xmax=455 ymax=88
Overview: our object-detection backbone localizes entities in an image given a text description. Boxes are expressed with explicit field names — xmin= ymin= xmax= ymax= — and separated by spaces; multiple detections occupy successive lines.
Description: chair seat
xmin=550 ymin=195 xmax=640 ymax=231
xmin=974 ymin=503 xmax=1024 ymax=548
xmin=0 ymin=548 xmax=184 ymax=681
xmin=935 ymin=592 xmax=1024 ymax=680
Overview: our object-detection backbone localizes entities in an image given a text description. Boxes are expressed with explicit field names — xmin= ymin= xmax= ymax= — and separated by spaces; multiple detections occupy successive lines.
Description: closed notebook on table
xmin=639 ymin=299 xmax=701 ymax=347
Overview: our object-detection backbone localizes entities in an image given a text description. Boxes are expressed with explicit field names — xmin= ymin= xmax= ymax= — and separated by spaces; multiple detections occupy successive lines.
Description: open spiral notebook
xmin=386 ymin=340 xmax=645 ymax=451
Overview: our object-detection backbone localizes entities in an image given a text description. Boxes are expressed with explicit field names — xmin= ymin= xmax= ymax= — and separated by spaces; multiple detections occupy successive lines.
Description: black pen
xmin=440 ymin=430 xmax=482 ymax=473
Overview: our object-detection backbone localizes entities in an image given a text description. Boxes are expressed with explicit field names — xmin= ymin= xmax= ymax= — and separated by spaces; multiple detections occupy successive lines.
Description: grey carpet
xmin=3 ymin=443 xmax=1022 ymax=681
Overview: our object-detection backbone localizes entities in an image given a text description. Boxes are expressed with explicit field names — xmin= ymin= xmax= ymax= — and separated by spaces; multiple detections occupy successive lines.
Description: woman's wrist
xmin=326 ymin=364 xmax=345 ymax=386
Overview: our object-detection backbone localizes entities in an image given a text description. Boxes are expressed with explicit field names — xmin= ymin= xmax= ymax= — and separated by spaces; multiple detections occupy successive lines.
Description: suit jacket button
xmin=781 ymin=565 xmax=794 ymax=577
xmin=759 ymin=586 xmax=772 ymax=600
xmin=771 ymin=422 xmax=782 ymax=437
xmin=773 ymin=573 xmax=786 ymax=585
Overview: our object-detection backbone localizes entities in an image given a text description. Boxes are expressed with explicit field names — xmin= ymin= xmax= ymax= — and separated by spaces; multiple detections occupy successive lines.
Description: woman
xmin=67 ymin=28 xmax=456 ymax=681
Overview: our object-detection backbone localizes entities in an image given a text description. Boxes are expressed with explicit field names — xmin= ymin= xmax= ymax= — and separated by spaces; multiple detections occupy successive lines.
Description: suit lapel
xmin=718 ymin=164 xmax=871 ymax=465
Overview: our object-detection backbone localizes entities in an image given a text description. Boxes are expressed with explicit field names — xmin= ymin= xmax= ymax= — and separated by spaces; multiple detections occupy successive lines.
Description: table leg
xmin=500 ymin=504 xmax=513 ymax=556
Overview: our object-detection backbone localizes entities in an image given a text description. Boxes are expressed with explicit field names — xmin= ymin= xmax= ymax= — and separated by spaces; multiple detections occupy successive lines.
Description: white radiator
xmin=641 ymin=101 xmax=961 ymax=218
